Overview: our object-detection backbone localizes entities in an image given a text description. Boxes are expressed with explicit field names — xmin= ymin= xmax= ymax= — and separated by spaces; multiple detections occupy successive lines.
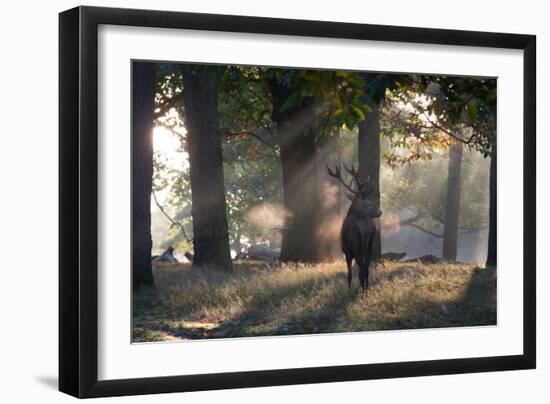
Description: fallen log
xmin=381 ymin=252 xmax=407 ymax=262
xmin=404 ymin=254 xmax=445 ymax=264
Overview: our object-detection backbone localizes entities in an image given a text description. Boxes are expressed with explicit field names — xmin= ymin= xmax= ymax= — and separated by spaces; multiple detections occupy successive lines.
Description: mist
xmin=148 ymin=67 xmax=494 ymax=266
xmin=379 ymin=140 xmax=491 ymax=264
xmin=135 ymin=63 xmax=497 ymax=343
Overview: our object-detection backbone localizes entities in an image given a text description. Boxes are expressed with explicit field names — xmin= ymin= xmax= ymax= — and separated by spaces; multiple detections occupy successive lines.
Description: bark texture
xmin=270 ymin=80 xmax=322 ymax=263
xmin=317 ymin=134 xmax=344 ymax=261
xmin=442 ymin=141 xmax=464 ymax=261
xmin=486 ymin=145 xmax=497 ymax=267
xmin=181 ymin=65 xmax=233 ymax=271
xmin=132 ymin=62 xmax=155 ymax=290
xmin=358 ymin=102 xmax=382 ymax=261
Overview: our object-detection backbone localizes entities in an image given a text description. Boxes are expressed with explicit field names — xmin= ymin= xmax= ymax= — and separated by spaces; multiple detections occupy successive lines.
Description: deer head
xmin=326 ymin=162 xmax=382 ymax=218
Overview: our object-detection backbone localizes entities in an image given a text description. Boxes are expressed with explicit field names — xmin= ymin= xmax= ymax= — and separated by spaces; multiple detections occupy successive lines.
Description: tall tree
xmin=383 ymin=75 xmax=496 ymax=263
xmin=132 ymin=62 xmax=155 ymax=290
xmin=358 ymin=73 xmax=400 ymax=261
xmin=358 ymin=101 xmax=382 ymax=261
xmin=317 ymin=132 xmax=343 ymax=260
xmin=268 ymin=69 xmax=371 ymax=263
xmin=269 ymin=78 xmax=321 ymax=262
xmin=181 ymin=65 xmax=233 ymax=271
xmin=442 ymin=141 xmax=464 ymax=260
xmin=423 ymin=76 xmax=496 ymax=265
xmin=155 ymin=67 xmax=384 ymax=264
xmin=486 ymin=143 xmax=497 ymax=266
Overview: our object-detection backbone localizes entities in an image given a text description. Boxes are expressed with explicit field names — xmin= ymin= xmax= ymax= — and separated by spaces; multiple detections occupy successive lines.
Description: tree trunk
xmin=486 ymin=144 xmax=497 ymax=267
xmin=317 ymin=132 xmax=343 ymax=261
xmin=132 ymin=62 xmax=155 ymax=290
xmin=181 ymin=65 xmax=233 ymax=271
xmin=358 ymin=102 xmax=382 ymax=261
xmin=279 ymin=129 xmax=322 ymax=262
xmin=270 ymin=80 xmax=322 ymax=263
xmin=442 ymin=141 xmax=464 ymax=261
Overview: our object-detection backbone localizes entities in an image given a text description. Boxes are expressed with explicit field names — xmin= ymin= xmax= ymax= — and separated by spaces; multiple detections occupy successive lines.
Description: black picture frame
xmin=59 ymin=5 xmax=536 ymax=398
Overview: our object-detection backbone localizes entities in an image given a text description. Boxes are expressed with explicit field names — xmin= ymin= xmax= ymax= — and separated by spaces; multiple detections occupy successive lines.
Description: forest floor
xmin=132 ymin=260 xmax=496 ymax=342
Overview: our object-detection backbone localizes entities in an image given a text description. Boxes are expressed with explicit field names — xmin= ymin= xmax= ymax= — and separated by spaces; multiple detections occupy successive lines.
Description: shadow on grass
xmin=381 ymin=266 xmax=497 ymax=331
xmin=221 ymin=280 xmax=359 ymax=338
xmin=133 ymin=263 xmax=497 ymax=341
xmin=135 ymin=267 xmax=352 ymax=340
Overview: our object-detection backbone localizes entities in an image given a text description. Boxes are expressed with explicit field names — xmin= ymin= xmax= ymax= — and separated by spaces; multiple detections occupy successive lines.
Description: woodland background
xmin=131 ymin=63 xmax=497 ymax=341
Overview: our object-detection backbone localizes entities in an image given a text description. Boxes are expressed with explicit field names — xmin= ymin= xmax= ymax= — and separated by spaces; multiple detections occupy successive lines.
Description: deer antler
xmin=326 ymin=162 xmax=369 ymax=199
xmin=326 ymin=163 xmax=356 ymax=199
xmin=342 ymin=162 xmax=369 ymax=197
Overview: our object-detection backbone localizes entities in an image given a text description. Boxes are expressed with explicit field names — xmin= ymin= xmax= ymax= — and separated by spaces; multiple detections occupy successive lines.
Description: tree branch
xmin=384 ymin=213 xmax=421 ymax=227
xmin=154 ymin=93 xmax=183 ymax=120
xmin=223 ymin=129 xmax=279 ymax=153
xmin=152 ymin=190 xmax=191 ymax=242
xmin=246 ymin=86 xmax=272 ymax=115
xmin=407 ymin=222 xmax=444 ymax=238
xmin=420 ymin=112 xmax=475 ymax=145
xmin=458 ymin=226 xmax=489 ymax=234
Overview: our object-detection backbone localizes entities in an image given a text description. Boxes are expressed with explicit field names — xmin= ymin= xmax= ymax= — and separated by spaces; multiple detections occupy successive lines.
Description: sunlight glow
xmin=152 ymin=125 xmax=189 ymax=207
xmin=153 ymin=126 xmax=189 ymax=170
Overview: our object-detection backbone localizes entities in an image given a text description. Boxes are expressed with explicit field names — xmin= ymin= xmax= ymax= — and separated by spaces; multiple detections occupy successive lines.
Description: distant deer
xmin=152 ymin=246 xmax=178 ymax=263
xmin=327 ymin=163 xmax=382 ymax=295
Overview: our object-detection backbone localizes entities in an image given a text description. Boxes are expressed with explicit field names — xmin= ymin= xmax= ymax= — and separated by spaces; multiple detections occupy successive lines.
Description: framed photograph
xmin=59 ymin=6 xmax=536 ymax=398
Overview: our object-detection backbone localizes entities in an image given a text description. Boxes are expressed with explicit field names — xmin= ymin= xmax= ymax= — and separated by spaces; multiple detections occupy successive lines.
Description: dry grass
xmin=132 ymin=260 xmax=496 ymax=342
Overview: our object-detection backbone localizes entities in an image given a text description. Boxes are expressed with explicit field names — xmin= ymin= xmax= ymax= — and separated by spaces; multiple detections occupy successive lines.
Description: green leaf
xmin=349 ymin=104 xmax=366 ymax=121
xmin=332 ymin=108 xmax=344 ymax=117
xmin=279 ymin=90 xmax=303 ymax=112
xmin=466 ymin=104 xmax=478 ymax=121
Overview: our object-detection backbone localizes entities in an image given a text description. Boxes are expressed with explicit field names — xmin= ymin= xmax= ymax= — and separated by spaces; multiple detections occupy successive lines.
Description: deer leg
xmin=357 ymin=259 xmax=367 ymax=295
xmin=363 ymin=266 xmax=370 ymax=297
xmin=345 ymin=255 xmax=353 ymax=289
xmin=365 ymin=260 xmax=372 ymax=293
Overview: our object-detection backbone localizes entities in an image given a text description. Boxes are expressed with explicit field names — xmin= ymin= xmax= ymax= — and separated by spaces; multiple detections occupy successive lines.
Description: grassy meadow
xmin=132 ymin=260 xmax=496 ymax=342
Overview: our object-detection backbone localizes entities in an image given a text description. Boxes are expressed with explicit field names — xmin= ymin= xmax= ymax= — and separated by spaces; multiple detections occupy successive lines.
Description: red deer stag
xmin=327 ymin=163 xmax=382 ymax=295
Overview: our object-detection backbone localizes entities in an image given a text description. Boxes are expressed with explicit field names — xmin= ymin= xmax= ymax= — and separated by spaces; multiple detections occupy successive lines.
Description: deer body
xmin=327 ymin=163 xmax=382 ymax=294
xmin=341 ymin=199 xmax=380 ymax=293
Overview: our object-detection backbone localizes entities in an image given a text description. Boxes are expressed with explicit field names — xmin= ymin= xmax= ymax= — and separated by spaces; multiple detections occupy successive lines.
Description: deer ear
xmin=345 ymin=193 xmax=355 ymax=201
